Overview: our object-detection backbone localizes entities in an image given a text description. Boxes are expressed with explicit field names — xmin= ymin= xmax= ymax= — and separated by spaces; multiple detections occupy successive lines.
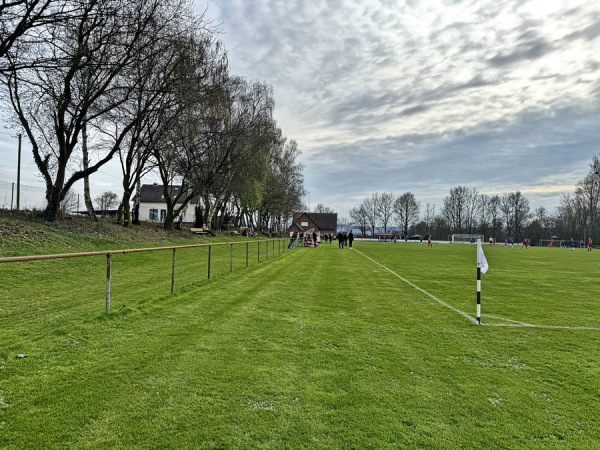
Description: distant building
xmin=137 ymin=184 xmax=201 ymax=223
xmin=288 ymin=212 xmax=338 ymax=237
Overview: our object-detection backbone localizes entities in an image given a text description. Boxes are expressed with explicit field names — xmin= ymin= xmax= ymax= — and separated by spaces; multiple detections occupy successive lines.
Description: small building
xmin=288 ymin=212 xmax=338 ymax=240
xmin=374 ymin=233 xmax=393 ymax=242
xmin=138 ymin=184 xmax=201 ymax=223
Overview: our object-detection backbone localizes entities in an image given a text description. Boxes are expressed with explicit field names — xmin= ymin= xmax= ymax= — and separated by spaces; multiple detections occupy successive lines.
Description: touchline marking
xmin=484 ymin=314 xmax=534 ymax=326
xmin=354 ymin=249 xmax=600 ymax=331
xmin=354 ymin=249 xmax=477 ymax=325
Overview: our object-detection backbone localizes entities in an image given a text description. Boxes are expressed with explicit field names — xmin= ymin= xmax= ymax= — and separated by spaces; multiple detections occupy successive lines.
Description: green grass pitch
xmin=1 ymin=239 xmax=599 ymax=448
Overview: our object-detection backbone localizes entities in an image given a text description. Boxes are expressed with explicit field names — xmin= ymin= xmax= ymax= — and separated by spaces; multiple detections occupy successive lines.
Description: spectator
xmin=288 ymin=231 xmax=297 ymax=249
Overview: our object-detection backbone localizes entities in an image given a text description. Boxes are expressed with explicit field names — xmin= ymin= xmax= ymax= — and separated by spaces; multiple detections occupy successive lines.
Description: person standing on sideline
xmin=428 ymin=235 xmax=433 ymax=247
xmin=337 ymin=231 xmax=344 ymax=248
xmin=588 ymin=237 xmax=593 ymax=251
xmin=348 ymin=230 xmax=354 ymax=248
xmin=288 ymin=231 xmax=297 ymax=249
xmin=312 ymin=231 xmax=318 ymax=247
xmin=571 ymin=237 xmax=575 ymax=251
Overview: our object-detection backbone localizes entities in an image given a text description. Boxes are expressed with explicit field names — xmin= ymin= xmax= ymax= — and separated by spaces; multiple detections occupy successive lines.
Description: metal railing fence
xmin=0 ymin=238 xmax=293 ymax=312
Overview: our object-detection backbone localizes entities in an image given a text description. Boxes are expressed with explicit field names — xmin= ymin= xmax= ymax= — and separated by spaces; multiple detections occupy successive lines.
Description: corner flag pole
xmin=476 ymin=238 xmax=489 ymax=325
xmin=476 ymin=265 xmax=481 ymax=325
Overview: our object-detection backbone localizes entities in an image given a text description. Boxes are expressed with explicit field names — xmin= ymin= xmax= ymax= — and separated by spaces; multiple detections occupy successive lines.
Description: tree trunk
xmin=202 ymin=194 xmax=211 ymax=228
xmin=132 ymin=180 xmax=141 ymax=225
xmin=120 ymin=191 xmax=132 ymax=227
xmin=42 ymin=165 xmax=67 ymax=221
xmin=81 ymin=123 xmax=97 ymax=221
xmin=42 ymin=187 xmax=61 ymax=221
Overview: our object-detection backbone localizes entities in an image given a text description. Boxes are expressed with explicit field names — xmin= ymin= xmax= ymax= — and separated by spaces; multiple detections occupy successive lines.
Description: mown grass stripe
xmin=353 ymin=247 xmax=478 ymax=325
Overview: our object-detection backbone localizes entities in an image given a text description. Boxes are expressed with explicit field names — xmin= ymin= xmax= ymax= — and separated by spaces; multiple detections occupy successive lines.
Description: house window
xmin=149 ymin=208 xmax=158 ymax=221
xmin=160 ymin=209 xmax=166 ymax=222
xmin=301 ymin=221 xmax=308 ymax=227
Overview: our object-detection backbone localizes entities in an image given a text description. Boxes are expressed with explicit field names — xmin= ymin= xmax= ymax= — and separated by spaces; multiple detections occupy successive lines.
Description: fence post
xmin=246 ymin=242 xmax=249 ymax=267
xmin=105 ymin=253 xmax=112 ymax=313
xmin=272 ymin=240 xmax=275 ymax=258
xmin=208 ymin=245 xmax=211 ymax=279
xmin=230 ymin=243 xmax=233 ymax=272
xmin=171 ymin=248 xmax=176 ymax=294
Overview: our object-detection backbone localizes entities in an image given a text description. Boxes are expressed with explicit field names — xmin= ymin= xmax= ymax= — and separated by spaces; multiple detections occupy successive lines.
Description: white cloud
xmin=199 ymin=0 xmax=600 ymax=217
xmin=2 ymin=0 xmax=598 ymax=218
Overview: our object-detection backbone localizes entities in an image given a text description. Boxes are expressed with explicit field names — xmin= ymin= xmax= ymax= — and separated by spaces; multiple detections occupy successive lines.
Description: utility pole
xmin=16 ymin=133 xmax=21 ymax=211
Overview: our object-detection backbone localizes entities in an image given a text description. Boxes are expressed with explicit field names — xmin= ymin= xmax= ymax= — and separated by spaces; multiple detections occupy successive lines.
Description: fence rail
xmin=1 ymin=238 xmax=292 ymax=312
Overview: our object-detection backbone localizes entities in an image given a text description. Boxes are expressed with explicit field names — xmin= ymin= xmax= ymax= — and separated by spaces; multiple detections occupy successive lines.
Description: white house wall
xmin=138 ymin=202 xmax=197 ymax=223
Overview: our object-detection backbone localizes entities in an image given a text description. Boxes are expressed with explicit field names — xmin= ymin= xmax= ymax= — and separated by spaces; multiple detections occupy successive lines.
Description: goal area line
xmin=353 ymin=249 xmax=600 ymax=332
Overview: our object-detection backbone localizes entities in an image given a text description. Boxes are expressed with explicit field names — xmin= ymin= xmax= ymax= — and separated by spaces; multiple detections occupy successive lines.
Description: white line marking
xmin=485 ymin=314 xmax=534 ymax=326
xmin=354 ymin=249 xmax=478 ymax=325
xmin=354 ymin=249 xmax=600 ymax=331
xmin=481 ymin=323 xmax=600 ymax=331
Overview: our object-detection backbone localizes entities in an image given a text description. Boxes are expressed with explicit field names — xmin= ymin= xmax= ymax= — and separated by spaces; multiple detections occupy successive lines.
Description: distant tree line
xmin=0 ymin=0 xmax=304 ymax=231
xmin=348 ymin=155 xmax=600 ymax=244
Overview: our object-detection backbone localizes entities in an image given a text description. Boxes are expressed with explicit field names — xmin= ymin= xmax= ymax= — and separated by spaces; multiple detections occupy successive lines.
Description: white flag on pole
xmin=477 ymin=240 xmax=489 ymax=274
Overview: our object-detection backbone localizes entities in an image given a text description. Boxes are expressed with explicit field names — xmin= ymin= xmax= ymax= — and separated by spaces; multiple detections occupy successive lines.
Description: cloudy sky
xmin=199 ymin=0 xmax=600 ymax=218
xmin=1 ymin=0 xmax=599 ymax=219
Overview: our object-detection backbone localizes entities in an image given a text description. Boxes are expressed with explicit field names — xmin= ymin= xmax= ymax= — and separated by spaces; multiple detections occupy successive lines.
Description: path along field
xmin=0 ymin=239 xmax=599 ymax=448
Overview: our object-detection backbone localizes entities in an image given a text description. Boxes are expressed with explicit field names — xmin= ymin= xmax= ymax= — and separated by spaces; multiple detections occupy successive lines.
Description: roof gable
xmin=307 ymin=212 xmax=337 ymax=230
xmin=139 ymin=184 xmax=198 ymax=204
xmin=291 ymin=212 xmax=337 ymax=231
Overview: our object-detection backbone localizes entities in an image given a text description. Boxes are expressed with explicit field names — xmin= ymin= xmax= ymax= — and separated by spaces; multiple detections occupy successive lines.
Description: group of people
xmin=545 ymin=237 xmax=593 ymax=251
xmin=336 ymin=230 xmax=354 ymax=248
xmin=287 ymin=231 xmax=313 ymax=248
xmin=568 ymin=237 xmax=593 ymax=251
xmin=287 ymin=230 xmax=356 ymax=249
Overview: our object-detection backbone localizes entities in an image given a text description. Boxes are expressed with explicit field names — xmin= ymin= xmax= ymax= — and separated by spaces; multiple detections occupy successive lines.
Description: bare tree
xmin=378 ymin=192 xmax=394 ymax=233
xmin=393 ymin=192 xmax=420 ymax=238
xmin=441 ymin=186 xmax=469 ymax=232
xmin=500 ymin=191 xmax=530 ymax=240
xmin=314 ymin=203 xmax=335 ymax=214
xmin=573 ymin=154 xmax=600 ymax=241
xmin=487 ymin=195 xmax=502 ymax=240
xmin=556 ymin=193 xmax=579 ymax=239
xmin=464 ymin=187 xmax=482 ymax=233
xmin=59 ymin=188 xmax=77 ymax=215
xmin=129 ymin=16 xmax=228 ymax=230
xmin=337 ymin=217 xmax=351 ymax=232
xmin=94 ymin=190 xmax=118 ymax=215
xmin=349 ymin=205 xmax=369 ymax=237
xmin=102 ymin=6 xmax=210 ymax=227
xmin=423 ymin=203 xmax=436 ymax=235
xmin=362 ymin=193 xmax=380 ymax=236
xmin=0 ymin=0 xmax=79 ymax=64
xmin=5 ymin=0 xmax=169 ymax=220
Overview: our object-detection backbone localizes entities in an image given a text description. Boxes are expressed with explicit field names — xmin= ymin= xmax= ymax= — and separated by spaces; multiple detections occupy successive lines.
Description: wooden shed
xmin=288 ymin=212 xmax=338 ymax=237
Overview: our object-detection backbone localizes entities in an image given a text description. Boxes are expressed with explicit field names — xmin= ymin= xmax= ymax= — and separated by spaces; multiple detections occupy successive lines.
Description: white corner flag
xmin=476 ymin=239 xmax=489 ymax=325
xmin=477 ymin=240 xmax=489 ymax=274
